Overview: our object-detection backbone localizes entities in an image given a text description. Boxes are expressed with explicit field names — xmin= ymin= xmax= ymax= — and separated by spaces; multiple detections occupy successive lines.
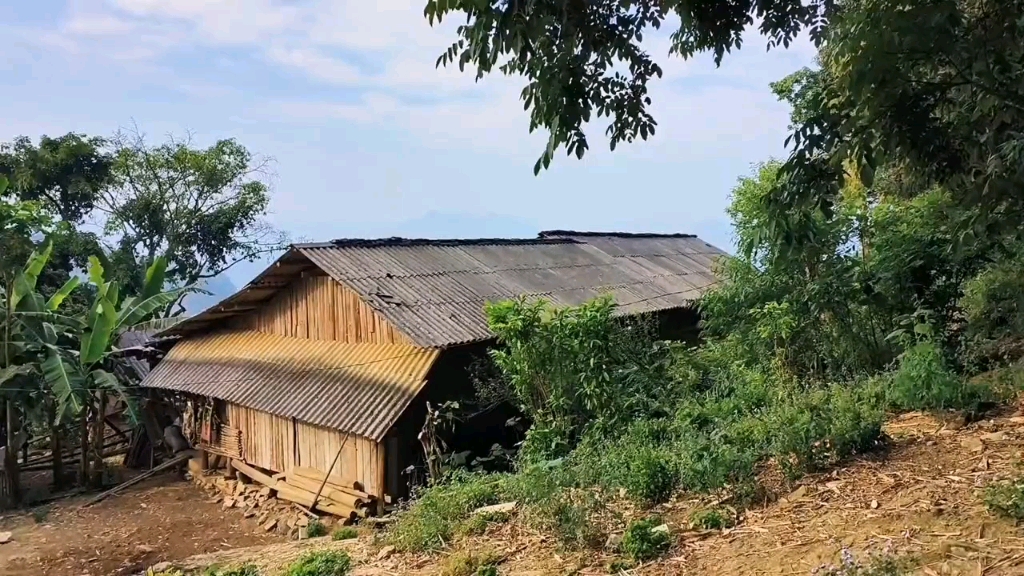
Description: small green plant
xmin=31 ymin=506 xmax=51 ymax=524
xmin=284 ymin=550 xmax=352 ymax=576
xmin=332 ymin=526 xmax=359 ymax=540
xmin=211 ymin=565 xmax=261 ymax=576
xmin=305 ymin=518 xmax=328 ymax=538
xmin=689 ymin=507 xmax=734 ymax=530
xmin=813 ymin=547 xmax=910 ymax=575
xmin=984 ymin=477 xmax=1024 ymax=522
xmin=439 ymin=549 xmax=502 ymax=576
xmin=620 ymin=517 xmax=670 ymax=563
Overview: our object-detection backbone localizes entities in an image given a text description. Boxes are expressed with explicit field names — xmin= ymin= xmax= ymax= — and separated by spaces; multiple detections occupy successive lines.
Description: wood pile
xmin=205 ymin=459 xmax=380 ymax=524
xmin=275 ymin=466 xmax=378 ymax=522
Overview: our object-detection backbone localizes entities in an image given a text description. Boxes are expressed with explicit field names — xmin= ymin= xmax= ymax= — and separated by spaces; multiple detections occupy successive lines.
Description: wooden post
xmin=79 ymin=406 xmax=90 ymax=486
xmin=50 ymin=402 xmax=63 ymax=491
xmin=376 ymin=445 xmax=386 ymax=516
xmin=224 ymin=458 xmax=236 ymax=479
xmin=92 ymin=391 xmax=107 ymax=488
xmin=4 ymin=400 xmax=21 ymax=505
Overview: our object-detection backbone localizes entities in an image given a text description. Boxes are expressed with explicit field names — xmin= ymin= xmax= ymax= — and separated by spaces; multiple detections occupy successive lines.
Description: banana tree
xmin=1 ymin=241 xmax=81 ymax=502
xmin=42 ymin=255 xmax=182 ymax=486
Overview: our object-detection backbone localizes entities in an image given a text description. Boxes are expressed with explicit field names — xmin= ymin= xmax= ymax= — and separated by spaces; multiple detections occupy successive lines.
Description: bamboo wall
xmin=233 ymin=274 xmax=409 ymax=345
xmin=226 ymin=404 xmax=295 ymax=473
xmin=218 ymin=402 xmax=383 ymax=498
xmin=294 ymin=421 xmax=382 ymax=497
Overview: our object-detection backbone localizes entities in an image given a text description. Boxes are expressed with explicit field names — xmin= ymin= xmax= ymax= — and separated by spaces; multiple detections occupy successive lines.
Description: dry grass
xmin=173 ymin=407 xmax=1024 ymax=575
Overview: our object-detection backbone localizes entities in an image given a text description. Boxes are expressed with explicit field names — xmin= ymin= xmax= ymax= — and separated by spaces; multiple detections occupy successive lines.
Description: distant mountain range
xmin=181 ymin=274 xmax=238 ymax=314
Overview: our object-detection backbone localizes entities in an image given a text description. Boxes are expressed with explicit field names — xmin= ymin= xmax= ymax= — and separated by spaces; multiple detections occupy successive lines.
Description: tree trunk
xmin=4 ymin=400 xmax=21 ymax=506
xmin=91 ymin=391 xmax=107 ymax=488
xmin=79 ymin=406 xmax=89 ymax=486
xmin=50 ymin=403 xmax=63 ymax=491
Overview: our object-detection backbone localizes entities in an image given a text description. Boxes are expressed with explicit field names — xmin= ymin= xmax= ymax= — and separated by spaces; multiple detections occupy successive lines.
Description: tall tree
xmin=100 ymin=130 xmax=287 ymax=308
xmin=0 ymin=135 xmax=111 ymax=299
xmin=0 ymin=134 xmax=113 ymax=222
xmin=771 ymin=0 xmax=1024 ymax=249
xmin=424 ymin=0 xmax=834 ymax=172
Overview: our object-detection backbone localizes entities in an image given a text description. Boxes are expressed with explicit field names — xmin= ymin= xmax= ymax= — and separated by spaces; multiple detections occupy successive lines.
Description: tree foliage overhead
xmin=102 ymin=130 xmax=287 ymax=301
xmin=0 ymin=130 xmax=288 ymax=308
xmin=424 ymin=0 xmax=834 ymax=172
xmin=772 ymin=0 xmax=1024 ymax=246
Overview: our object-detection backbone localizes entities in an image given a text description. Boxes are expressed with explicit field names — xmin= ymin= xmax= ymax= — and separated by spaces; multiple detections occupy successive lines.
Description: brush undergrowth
xmin=388 ymin=296 xmax=1009 ymax=555
xmin=284 ymin=550 xmax=351 ymax=576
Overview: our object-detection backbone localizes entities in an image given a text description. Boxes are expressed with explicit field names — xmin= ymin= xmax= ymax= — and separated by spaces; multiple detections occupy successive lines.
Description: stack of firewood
xmin=227 ymin=460 xmax=377 ymax=523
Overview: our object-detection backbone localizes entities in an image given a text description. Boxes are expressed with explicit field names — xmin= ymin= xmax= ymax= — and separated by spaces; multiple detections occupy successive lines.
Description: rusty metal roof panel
xmin=294 ymin=233 xmax=724 ymax=348
xmin=141 ymin=330 xmax=439 ymax=441
xmin=161 ymin=234 xmax=724 ymax=347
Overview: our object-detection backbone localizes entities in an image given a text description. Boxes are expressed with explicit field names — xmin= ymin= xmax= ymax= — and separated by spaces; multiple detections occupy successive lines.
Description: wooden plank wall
xmin=294 ymin=421 xmax=381 ymax=497
xmin=227 ymin=404 xmax=295 ymax=474
xmin=224 ymin=402 xmax=383 ymax=498
xmin=232 ymin=275 xmax=409 ymax=345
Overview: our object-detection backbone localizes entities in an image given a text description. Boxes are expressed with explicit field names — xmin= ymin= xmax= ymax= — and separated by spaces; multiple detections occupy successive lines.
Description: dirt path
xmin=0 ymin=474 xmax=287 ymax=576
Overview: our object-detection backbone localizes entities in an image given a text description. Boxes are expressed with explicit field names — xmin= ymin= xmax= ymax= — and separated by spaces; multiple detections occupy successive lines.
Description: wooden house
xmin=140 ymin=232 xmax=726 ymax=511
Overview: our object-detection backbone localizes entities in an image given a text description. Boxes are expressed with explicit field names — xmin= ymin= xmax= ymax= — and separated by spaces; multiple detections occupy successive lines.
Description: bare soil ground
xmin=0 ymin=474 xmax=286 ymax=576
xmin=3 ymin=407 xmax=1024 ymax=576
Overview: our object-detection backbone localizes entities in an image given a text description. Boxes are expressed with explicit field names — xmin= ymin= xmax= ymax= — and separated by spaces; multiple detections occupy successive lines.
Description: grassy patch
xmin=206 ymin=565 xmax=261 ymax=576
xmin=284 ymin=550 xmax=352 ymax=576
xmin=385 ymin=472 xmax=503 ymax=552
xmin=456 ymin=510 xmax=510 ymax=537
xmin=331 ymin=527 xmax=359 ymax=541
xmin=438 ymin=549 xmax=502 ymax=576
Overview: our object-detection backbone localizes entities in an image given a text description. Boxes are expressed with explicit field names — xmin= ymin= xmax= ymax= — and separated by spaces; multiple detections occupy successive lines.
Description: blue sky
xmin=1 ymin=0 xmax=815 ymax=288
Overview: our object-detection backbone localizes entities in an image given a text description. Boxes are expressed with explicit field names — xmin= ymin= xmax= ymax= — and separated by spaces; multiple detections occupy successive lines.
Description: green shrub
xmin=620 ymin=447 xmax=676 ymax=505
xmin=689 ymin=508 xmax=734 ymax=530
xmin=962 ymin=252 xmax=1024 ymax=349
xmin=886 ymin=341 xmax=992 ymax=414
xmin=386 ymin=472 xmax=503 ymax=552
xmin=620 ymin=517 xmax=670 ymax=563
xmin=331 ymin=527 xmax=358 ymax=541
xmin=984 ymin=477 xmax=1024 ymax=522
xmin=284 ymin=550 xmax=352 ymax=576
xmin=305 ymin=518 xmax=328 ymax=538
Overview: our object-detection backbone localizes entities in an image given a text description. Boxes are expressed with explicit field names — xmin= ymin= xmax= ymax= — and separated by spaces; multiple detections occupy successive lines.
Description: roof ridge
xmin=296 ymin=237 xmax=581 ymax=249
xmin=538 ymin=230 xmax=697 ymax=239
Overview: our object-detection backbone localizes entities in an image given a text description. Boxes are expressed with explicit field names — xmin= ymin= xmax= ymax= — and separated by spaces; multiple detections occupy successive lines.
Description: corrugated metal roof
xmin=142 ymin=330 xmax=439 ymax=440
xmin=296 ymin=233 xmax=726 ymax=348
xmin=160 ymin=233 xmax=727 ymax=348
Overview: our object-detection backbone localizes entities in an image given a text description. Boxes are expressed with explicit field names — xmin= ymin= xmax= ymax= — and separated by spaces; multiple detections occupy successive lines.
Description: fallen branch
xmin=80 ymin=451 xmax=192 ymax=508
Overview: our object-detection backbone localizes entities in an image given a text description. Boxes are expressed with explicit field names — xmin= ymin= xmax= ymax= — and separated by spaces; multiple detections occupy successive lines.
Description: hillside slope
xmin=173 ymin=407 xmax=1024 ymax=576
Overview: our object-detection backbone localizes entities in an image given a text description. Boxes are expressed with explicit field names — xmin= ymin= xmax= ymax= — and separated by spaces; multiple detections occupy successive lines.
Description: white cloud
xmin=264 ymin=45 xmax=364 ymax=85
xmin=13 ymin=1 xmax=813 ymax=157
